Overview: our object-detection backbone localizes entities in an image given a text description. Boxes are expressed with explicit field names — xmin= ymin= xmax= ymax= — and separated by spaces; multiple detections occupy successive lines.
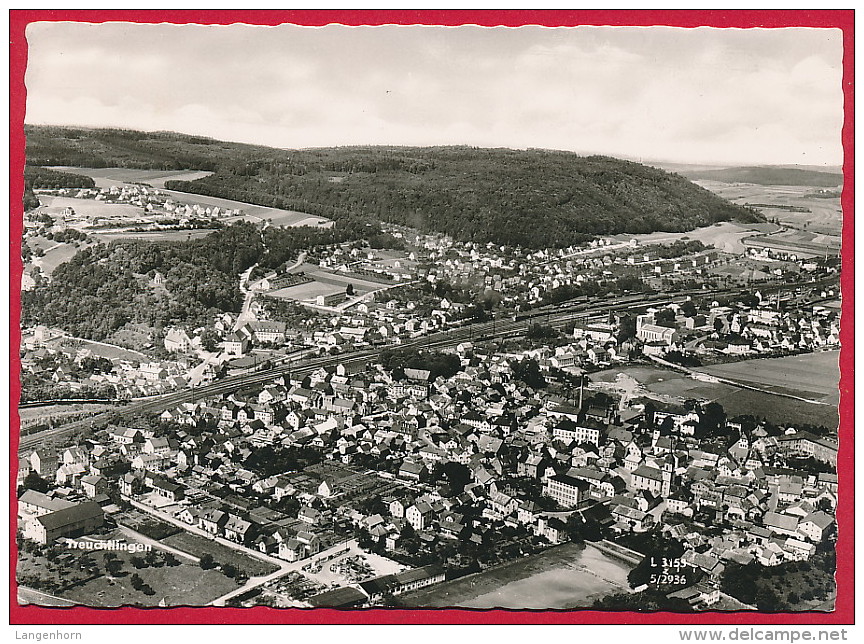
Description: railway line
xmin=15 ymin=276 xmax=837 ymax=453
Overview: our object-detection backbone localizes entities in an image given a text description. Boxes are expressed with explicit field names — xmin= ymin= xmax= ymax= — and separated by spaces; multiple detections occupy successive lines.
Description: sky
xmin=24 ymin=22 xmax=844 ymax=166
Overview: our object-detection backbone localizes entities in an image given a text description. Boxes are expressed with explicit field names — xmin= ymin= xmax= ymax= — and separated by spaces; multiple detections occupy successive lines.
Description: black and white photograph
xmin=13 ymin=16 xmax=847 ymax=617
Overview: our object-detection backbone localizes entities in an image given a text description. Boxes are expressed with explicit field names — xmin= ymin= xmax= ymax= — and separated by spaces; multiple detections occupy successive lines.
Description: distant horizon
xmin=24 ymin=23 xmax=843 ymax=167
xmin=23 ymin=122 xmax=845 ymax=173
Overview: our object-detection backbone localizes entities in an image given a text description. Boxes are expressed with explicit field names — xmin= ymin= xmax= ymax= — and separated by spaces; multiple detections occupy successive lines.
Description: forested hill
xmin=25 ymin=125 xmax=761 ymax=248
xmin=682 ymin=166 xmax=843 ymax=188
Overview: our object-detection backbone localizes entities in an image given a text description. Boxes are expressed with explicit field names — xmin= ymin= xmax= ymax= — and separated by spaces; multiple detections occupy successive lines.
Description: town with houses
xmin=17 ymin=272 xmax=840 ymax=610
xmin=17 ymin=182 xmax=841 ymax=612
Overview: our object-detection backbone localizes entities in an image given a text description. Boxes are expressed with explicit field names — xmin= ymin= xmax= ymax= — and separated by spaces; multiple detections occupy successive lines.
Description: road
xmin=124 ymin=495 xmax=351 ymax=608
xmin=234 ymin=263 xmax=259 ymax=331
xmin=17 ymin=585 xmax=78 ymax=607
xmin=208 ymin=538 xmax=357 ymax=607
xmin=114 ymin=525 xmax=201 ymax=563
xmin=236 ymin=252 xmax=306 ymax=329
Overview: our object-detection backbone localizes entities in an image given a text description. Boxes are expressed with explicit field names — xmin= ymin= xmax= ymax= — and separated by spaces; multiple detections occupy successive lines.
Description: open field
xmin=591 ymin=352 xmax=840 ymax=428
xmin=398 ymin=542 xmax=631 ymax=609
xmin=694 ymin=180 xmax=843 ymax=236
xmin=18 ymin=529 xmax=240 ymax=607
xmin=609 ymin=221 xmax=778 ymax=255
xmin=694 ymin=350 xmax=840 ymax=401
xmin=36 ymin=194 xmax=145 ymax=220
xmin=44 ymin=335 xmax=148 ymax=363
xmin=92 ymin=229 xmax=217 ymax=242
xmin=160 ymin=531 xmax=280 ymax=577
xmin=160 ymin=189 xmax=332 ymax=228
xmin=48 ymin=166 xmax=214 ymax=189
xmin=45 ymin=166 xmax=333 ymax=228
xmin=18 ymin=403 xmax=114 ymax=423
xmin=267 ymin=264 xmax=389 ymax=303
xmin=268 ymin=281 xmax=345 ymax=302
xmin=742 ymin=229 xmax=842 ymax=258
xmin=28 ymin=239 xmax=87 ymax=276
xmin=61 ymin=554 xmax=239 ymax=607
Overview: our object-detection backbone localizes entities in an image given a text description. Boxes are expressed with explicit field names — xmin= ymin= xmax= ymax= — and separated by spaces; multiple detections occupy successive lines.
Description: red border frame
xmin=8 ymin=9 xmax=854 ymax=626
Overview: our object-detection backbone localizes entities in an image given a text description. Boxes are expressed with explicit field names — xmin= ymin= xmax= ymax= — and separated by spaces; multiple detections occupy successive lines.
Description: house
xmin=298 ymin=506 xmax=323 ymax=526
xmin=164 ymin=328 xmax=193 ymax=353
xmin=28 ymin=449 xmax=58 ymax=478
xmin=150 ymin=476 xmax=185 ymax=502
xmin=535 ymin=516 xmax=568 ymax=544
xmin=62 ymin=447 xmax=89 ymax=468
xmin=22 ymin=501 xmax=104 ymax=545
xmin=223 ymin=332 xmax=249 ymax=356
xmin=762 ymin=511 xmax=800 ymax=538
xmin=278 ymin=531 xmax=320 ymax=562
xmin=797 ymin=511 xmax=835 ymax=542
xmin=119 ymin=472 xmax=145 ymax=496
xmin=783 ymin=538 xmax=816 ymax=561
xmin=398 ymin=460 xmax=428 ymax=481
xmin=487 ymin=491 xmax=519 ymax=517
xmin=389 ymin=498 xmax=409 ymax=519
xmin=55 ymin=463 xmax=87 ymax=487
xmin=143 ymin=436 xmax=172 ymax=456
xmin=249 ymin=321 xmax=287 ymax=344
xmin=552 ymin=417 xmax=605 ymax=446
xmin=223 ymin=515 xmax=254 ymax=544
xmin=406 ymin=502 xmax=434 ymax=530
xmin=199 ymin=508 xmax=229 ymax=536
xmin=80 ymin=475 xmax=108 ymax=498
xmin=18 ymin=490 xmax=76 ymax=518
xmin=611 ymin=504 xmax=654 ymax=532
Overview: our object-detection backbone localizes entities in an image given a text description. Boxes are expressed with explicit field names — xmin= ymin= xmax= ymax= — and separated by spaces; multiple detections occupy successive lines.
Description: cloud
xmin=23 ymin=23 xmax=844 ymax=165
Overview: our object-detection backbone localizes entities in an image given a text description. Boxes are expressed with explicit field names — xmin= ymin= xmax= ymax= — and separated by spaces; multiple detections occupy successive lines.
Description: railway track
xmin=15 ymin=276 xmax=837 ymax=453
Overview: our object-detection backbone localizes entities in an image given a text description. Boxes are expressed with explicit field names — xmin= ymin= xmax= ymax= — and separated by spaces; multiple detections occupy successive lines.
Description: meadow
xmin=591 ymin=351 xmax=840 ymax=429
xmin=48 ymin=166 xmax=213 ymax=189
xmin=694 ymin=180 xmax=843 ymax=236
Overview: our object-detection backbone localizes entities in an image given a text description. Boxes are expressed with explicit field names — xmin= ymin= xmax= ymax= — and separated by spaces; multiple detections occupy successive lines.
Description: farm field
xmin=92 ymin=229 xmax=217 ymax=242
xmin=591 ymin=352 xmax=840 ymax=429
xmin=694 ymin=180 xmax=843 ymax=236
xmin=160 ymin=531 xmax=280 ymax=577
xmin=742 ymin=229 xmax=841 ymax=258
xmin=45 ymin=166 xmax=333 ymax=228
xmin=694 ymin=350 xmax=840 ymax=401
xmin=609 ymin=221 xmax=778 ymax=255
xmin=48 ymin=166 xmax=213 ymax=189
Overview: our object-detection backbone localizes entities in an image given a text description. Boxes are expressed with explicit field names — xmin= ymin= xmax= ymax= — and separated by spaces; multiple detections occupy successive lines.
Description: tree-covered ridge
xmin=683 ymin=166 xmax=843 ymax=188
xmin=25 ymin=125 xmax=761 ymax=248
xmin=20 ymin=221 xmax=357 ymax=341
xmin=24 ymin=165 xmax=96 ymax=189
